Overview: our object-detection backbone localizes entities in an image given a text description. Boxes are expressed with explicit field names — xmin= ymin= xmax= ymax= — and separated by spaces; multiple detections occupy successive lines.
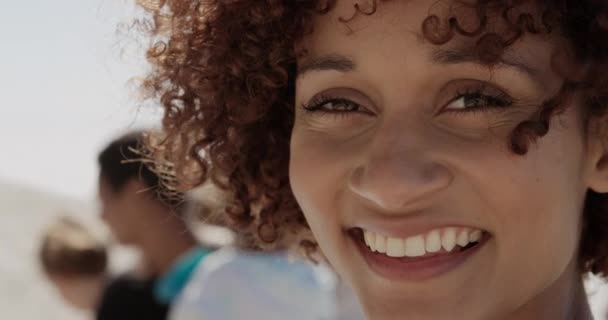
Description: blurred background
xmin=0 ymin=0 xmax=160 ymax=318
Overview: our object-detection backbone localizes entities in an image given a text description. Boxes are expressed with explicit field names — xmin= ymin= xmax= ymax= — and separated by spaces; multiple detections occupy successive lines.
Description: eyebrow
xmin=298 ymin=50 xmax=541 ymax=84
xmin=298 ymin=54 xmax=356 ymax=76
xmin=431 ymin=48 xmax=540 ymax=82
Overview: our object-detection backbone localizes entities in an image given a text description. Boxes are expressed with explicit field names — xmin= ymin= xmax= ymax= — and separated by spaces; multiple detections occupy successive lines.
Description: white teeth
xmin=441 ymin=228 xmax=457 ymax=252
xmin=364 ymin=230 xmax=372 ymax=246
xmin=386 ymin=237 xmax=406 ymax=257
xmin=469 ymin=230 xmax=482 ymax=242
xmin=456 ymin=228 xmax=470 ymax=247
xmin=368 ymin=232 xmax=377 ymax=252
xmin=425 ymin=230 xmax=442 ymax=253
xmin=364 ymin=230 xmax=377 ymax=251
xmin=404 ymin=235 xmax=426 ymax=257
xmin=361 ymin=227 xmax=484 ymax=257
xmin=375 ymin=235 xmax=387 ymax=253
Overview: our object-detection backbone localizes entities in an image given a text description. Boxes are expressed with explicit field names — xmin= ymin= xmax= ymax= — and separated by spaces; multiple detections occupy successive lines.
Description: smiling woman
xmin=137 ymin=0 xmax=608 ymax=319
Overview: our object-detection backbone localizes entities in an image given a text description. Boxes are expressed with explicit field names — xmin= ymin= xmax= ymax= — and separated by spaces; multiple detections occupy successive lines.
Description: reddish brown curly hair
xmin=137 ymin=0 xmax=608 ymax=273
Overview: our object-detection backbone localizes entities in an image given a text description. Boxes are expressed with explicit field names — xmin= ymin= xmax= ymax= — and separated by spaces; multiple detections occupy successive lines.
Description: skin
xmin=47 ymin=274 xmax=105 ymax=311
xmin=98 ymin=177 xmax=197 ymax=275
xmin=98 ymin=177 xmax=142 ymax=245
xmin=289 ymin=1 xmax=608 ymax=319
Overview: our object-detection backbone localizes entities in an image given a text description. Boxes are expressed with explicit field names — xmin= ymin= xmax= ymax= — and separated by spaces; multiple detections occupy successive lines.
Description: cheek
xmin=467 ymin=120 xmax=587 ymax=292
xmin=485 ymin=161 xmax=581 ymax=255
xmin=103 ymin=200 xmax=133 ymax=230
xmin=289 ymin=131 xmax=353 ymax=252
xmin=103 ymin=203 xmax=121 ymax=223
xmin=100 ymin=199 xmax=111 ymax=218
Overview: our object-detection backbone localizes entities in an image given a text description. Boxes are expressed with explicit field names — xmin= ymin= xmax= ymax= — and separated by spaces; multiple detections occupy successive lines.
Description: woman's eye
xmin=303 ymin=98 xmax=363 ymax=113
xmin=444 ymin=92 xmax=512 ymax=112
xmin=448 ymin=94 xmax=487 ymax=110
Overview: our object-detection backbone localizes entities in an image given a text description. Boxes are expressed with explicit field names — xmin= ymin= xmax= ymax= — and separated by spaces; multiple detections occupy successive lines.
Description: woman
xmin=137 ymin=1 xmax=608 ymax=319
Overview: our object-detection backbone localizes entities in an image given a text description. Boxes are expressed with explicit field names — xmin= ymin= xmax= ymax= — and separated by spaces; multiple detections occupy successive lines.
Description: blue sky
xmin=0 ymin=0 xmax=161 ymax=199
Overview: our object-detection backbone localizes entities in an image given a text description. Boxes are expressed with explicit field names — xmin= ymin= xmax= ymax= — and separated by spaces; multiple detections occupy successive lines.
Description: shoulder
xmin=169 ymin=248 xmax=340 ymax=320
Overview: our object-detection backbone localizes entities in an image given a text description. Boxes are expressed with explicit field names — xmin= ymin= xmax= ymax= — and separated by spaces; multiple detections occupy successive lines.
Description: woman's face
xmin=290 ymin=1 xmax=604 ymax=319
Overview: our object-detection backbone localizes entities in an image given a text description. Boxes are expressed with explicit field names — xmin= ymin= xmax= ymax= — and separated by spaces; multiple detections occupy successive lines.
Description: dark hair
xmin=98 ymin=131 xmax=184 ymax=207
xmin=40 ymin=217 xmax=107 ymax=277
xmin=136 ymin=1 xmax=608 ymax=273
xmin=98 ymin=131 xmax=159 ymax=193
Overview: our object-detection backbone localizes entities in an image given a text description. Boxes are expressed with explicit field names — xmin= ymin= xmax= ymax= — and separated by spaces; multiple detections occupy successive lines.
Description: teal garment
xmin=154 ymin=248 xmax=213 ymax=304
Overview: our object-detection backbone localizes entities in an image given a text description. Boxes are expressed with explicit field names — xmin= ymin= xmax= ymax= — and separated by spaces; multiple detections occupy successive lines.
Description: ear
xmin=586 ymin=118 xmax=608 ymax=193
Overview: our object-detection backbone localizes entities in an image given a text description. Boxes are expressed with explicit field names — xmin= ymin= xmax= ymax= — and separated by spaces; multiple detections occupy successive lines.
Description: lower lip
xmin=352 ymin=233 xmax=489 ymax=282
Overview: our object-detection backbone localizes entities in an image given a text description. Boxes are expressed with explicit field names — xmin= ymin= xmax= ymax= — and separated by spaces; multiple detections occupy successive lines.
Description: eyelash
xmin=448 ymin=87 xmax=513 ymax=114
xmin=302 ymin=87 xmax=513 ymax=117
xmin=301 ymin=94 xmax=368 ymax=116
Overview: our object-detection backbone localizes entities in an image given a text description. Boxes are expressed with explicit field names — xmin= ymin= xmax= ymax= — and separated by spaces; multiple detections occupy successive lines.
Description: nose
xmin=348 ymin=129 xmax=452 ymax=213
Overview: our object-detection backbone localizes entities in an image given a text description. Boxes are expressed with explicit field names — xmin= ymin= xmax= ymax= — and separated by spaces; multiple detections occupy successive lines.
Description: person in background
xmin=39 ymin=215 xmax=169 ymax=320
xmin=168 ymin=184 xmax=366 ymax=320
xmin=97 ymin=131 xmax=215 ymax=318
xmin=39 ymin=216 xmax=108 ymax=314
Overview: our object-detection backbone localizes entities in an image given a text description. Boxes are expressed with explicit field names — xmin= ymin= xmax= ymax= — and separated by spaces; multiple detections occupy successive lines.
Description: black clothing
xmin=96 ymin=276 xmax=169 ymax=320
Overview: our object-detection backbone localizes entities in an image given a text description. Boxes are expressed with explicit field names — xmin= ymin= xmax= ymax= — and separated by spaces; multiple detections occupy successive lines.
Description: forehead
xmin=297 ymin=0 xmax=559 ymax=80
xmin=98 ymin=176 xmax=124 ymax=203
xmin=302 ymin=0 xmax=429 ymax=53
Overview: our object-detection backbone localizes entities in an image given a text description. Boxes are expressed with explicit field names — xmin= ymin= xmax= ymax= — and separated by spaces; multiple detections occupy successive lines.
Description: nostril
xmin=348 ymin=160 xmax=453 ymax=211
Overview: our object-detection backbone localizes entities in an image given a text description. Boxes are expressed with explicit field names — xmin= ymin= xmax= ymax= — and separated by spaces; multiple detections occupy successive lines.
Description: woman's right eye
xmin=302 ymin=96 xmax=364 ymax=114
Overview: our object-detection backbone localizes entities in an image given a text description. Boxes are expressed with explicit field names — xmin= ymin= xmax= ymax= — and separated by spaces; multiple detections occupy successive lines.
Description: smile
xmin=363 ymin=227 xmax=483 ymax=258
xmin=349 ymin=227 xmax=490 ymax=281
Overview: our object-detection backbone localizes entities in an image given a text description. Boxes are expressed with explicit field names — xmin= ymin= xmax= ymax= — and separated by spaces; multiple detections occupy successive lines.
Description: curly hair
xmin=136 ymin=0 xmax=608 ymax=273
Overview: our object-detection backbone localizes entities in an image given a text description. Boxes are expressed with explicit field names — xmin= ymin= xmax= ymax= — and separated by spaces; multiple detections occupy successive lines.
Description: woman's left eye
xmin=445 ymin=92 xmax=512 ymax=112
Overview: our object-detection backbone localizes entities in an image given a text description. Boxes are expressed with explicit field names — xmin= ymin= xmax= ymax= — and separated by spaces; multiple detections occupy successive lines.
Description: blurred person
xmin=40 ymin=215 xmax=170 ymax=320
xmin=168 ymin=184 xmax=365 ymax=320
xmin=97 ymin=131 xmax=216 ymax=318
xmin=39 ymin=216 xmax=108 ymax=313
